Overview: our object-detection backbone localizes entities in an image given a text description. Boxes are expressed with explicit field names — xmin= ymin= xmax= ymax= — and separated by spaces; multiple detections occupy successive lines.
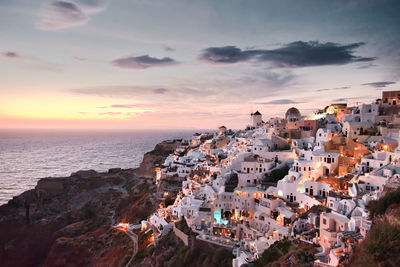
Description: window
xmin=323 ymin=218 xmax=327 ymax=225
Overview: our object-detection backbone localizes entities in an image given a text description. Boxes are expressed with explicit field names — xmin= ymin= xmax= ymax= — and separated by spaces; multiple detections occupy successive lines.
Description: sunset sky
xmin=1 ymin=0 xmax=399 ymax=129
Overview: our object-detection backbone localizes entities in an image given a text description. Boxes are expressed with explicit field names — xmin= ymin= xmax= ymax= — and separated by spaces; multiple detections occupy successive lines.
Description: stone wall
xmin=173 ymin=224 xmax=189 ymax=246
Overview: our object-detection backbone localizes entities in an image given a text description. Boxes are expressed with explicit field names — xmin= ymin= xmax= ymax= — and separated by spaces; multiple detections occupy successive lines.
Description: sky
xmin=0 ymin=0 xmax=399 ymax=129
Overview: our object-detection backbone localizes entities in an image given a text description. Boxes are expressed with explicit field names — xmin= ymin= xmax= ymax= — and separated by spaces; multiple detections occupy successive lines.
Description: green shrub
xmin=269 ymin=165 xmax=290 ymax=183
xmin=254 ymin=240 xmax=292 ymax=267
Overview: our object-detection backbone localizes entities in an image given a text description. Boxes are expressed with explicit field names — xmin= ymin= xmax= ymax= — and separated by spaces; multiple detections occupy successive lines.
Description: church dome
xmin=285 ymin=107 xmax=301 ymax=120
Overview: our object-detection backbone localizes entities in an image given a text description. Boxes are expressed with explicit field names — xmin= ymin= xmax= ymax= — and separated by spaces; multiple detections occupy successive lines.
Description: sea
xmin=0 ymin=129 xmax=197 ymax=205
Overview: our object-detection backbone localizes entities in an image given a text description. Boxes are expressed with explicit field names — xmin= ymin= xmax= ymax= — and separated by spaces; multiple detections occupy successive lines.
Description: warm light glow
xmin=116 ymin=222 xmax=129 ymax=232
xmin=148 ymin=234 xmax=155 ymax=243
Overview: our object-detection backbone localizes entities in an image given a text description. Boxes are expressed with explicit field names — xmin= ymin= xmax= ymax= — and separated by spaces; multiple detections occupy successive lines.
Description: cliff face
xmin=0 ymin=141 xmax=175 ymax=267
xmin=349 ymin=188 xmax=400 ymax=267
xmin=135 ymin=140 xmax=181 ymax=179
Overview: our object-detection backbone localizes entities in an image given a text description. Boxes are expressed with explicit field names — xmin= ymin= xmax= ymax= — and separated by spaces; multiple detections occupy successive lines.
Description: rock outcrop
xmin=0 ymin=140 xmax=174 ymax=267
xmin=135 ymin=140 xmax=181 ymax=179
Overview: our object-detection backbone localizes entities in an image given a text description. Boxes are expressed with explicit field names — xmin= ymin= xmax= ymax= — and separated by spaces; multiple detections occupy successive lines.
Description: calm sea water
xmin=0 ymin=129 xmax=196 ymax=205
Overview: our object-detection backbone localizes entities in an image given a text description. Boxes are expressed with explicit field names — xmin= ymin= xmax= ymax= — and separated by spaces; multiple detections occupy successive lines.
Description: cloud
xmin=200 ymin=46 xmax=253 ymax=64
xmin=331 ymin=95 xmax=373 ymax=102
xmin=109 ymin=104 xmax=142 ymax=108
xmin=1 ymin=50 xmax=62 ymax=71
xmin=257 ymin=99 xmax=302 ymax=105
xmin=78 ymin=111 xmax=90 ymax=114
xmin=98 ymin=112 xmax=122 ymax=116
xmin=37 ymin=1 xmax=107 ymax=30
xmin=361 ymin=81 xmax=396 ymax=88
xmin=109 ymin=104 xmax=138 ymax=108
xmin=152 ymin=88 xmax=168 ymax=94
xmin=357 ymin=63 xmax=378 ymax=69
xmin=316 ymin=86 xmax=350 ymax=92
xmin=1 ymin=51 xmax=22 ymax=58
xmin=238 ymin=70 xmax=298 ymax=89
xmin=71 ymin=56 xmax=87 ymax=61
xmin=71 ymin=85 xmax=171 ymax=97
xmin=332 ymin=98 xmax=346 ymax=102
xmin=74 ymin=0 xmax=108 ymax=13
xmin=164 ymin=46 xmax=175 ymax=52
xmin=111 ymin=55 xmax=178 ymax=69
xmin=199 ymin=41 xmax=375 ymax=67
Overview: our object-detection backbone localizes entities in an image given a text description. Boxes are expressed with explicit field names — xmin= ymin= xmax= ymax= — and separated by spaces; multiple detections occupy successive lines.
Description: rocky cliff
xmin=135 ymin=140 xmax=181 ymax=179
xmin=0 ymin=140 xmax=179 ymax=267
xmin=349 ymin=187 xmax=400 ymax=267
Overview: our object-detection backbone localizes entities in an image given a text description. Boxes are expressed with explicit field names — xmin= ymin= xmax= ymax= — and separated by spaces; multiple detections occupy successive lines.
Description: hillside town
xmin=146 ymin=90 xmax=400 ymax=267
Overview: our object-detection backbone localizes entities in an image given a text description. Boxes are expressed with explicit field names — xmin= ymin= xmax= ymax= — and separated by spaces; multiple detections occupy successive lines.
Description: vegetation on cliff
xmin=254 ymin=240 xmax=316 ymax=267
xmin=366 ymin=187 xmax=400 ymax=219
xmin=133 ymin=230 xmax=233 ymax=267
xmin=351 ymin=187 xmax=400 ymax=267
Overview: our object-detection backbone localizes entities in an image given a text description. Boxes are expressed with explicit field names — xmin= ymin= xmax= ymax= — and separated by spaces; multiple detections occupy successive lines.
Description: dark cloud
xmin=1 ymin=51 xmax=21 ymax=58
xmin=75 ymin=0 xmax=107 ymax=12
xmin=38 ymin=1 xmax=88 ymax=30
xmin=316 ymin=86 xmax=350 ymax=92
xmin=361 ymin=81 xmax=396 ymax=88
xmin=152 ymin=88 xmax=168 ymax=94
xmin=200 ymin=41 xmax=375 ymax=67
xmin=37 ymin=0 xmax=108 ymax=30
xmin=111 ymin=55 xmax=178 ymax=69
xmin=200 ymin=46 xmax=254 ymax=64
xmin=257 ymin=99 xmax=302 ymax=105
